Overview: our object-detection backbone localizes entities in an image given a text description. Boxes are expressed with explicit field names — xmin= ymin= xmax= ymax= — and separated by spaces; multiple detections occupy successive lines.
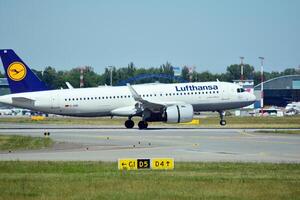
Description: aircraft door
xmin=51 ymin=94 xmax=61 ymax=110
xmin=221 ymin=86 xmax=231 ymax=101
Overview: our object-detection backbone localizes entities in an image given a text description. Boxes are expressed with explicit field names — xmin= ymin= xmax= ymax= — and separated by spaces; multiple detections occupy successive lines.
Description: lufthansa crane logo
xmin=7 ymin=62 xmax=27 ymax=81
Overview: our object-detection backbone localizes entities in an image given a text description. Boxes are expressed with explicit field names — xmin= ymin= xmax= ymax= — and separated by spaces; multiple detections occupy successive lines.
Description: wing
xmin=127 ymin=83 xmax=184 ymax=113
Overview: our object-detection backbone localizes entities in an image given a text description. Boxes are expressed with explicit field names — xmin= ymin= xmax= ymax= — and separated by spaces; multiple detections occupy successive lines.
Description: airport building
xmin=0 ymin=78 xmax=9 ymax=108
xmin=0 ymin=78 xmax=9 ymax=95
xmin=254 ymin=75 xmax=300 ymax=107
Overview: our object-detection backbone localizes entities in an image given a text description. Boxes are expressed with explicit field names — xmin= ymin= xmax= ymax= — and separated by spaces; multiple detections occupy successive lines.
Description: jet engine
xmin=143 ymin=104 xmax=193 ymax=123
xmin=164 ymin=104 xmax=193 ymax=123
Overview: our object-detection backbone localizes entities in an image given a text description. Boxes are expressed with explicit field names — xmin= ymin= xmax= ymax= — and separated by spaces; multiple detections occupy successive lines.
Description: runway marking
xmin=258 ymin=152 xmax=269 ymax=157
xmin=239 ymin=131 xmax=255 ymax=137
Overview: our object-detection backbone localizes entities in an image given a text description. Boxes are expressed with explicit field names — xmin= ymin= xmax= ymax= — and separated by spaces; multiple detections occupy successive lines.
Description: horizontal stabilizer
xmin=12 ymin=97 xmax=35 ymax=103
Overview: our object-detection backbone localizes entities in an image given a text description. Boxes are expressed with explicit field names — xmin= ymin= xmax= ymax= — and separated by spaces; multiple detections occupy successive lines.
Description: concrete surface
xmin=0 ymin=124 xmax=299 ymax=163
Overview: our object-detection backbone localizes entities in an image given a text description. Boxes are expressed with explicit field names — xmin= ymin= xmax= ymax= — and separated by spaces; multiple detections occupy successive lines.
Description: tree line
xmin=0 ymin=62 xmax=299 ymax=89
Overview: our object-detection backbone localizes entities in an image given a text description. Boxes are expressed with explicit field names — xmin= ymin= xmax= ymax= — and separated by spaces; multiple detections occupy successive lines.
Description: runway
xmin=1 ymin=124 xmax=300 ymax=163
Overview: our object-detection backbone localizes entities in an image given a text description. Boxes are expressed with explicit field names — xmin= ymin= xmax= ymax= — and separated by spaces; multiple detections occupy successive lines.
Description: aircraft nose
xmin=249 ymin=93 xmax=256 ymax=102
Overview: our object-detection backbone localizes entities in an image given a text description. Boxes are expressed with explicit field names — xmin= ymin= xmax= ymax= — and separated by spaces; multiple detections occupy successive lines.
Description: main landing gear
xmin=218 ymin=111 xmax=226 ymax=126
xmin=125 ymin=118 xmax=134 ymax=128
xmin=138 ymin=121 xmax=148 ymax=129
xmin=124 ymin=118 xmax=148 ymax=129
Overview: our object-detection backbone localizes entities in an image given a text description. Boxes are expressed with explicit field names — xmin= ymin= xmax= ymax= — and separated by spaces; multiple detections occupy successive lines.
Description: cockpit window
xmin=237 ymin=88 xmax=245 ymax=93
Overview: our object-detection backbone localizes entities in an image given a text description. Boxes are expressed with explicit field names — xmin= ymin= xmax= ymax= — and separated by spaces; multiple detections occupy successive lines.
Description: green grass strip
xmin=0 ymin=135 xmax=53 ymax=151
xmin=0 ymin=116 xmax=300 ymax=128
xmin=255 ymin=130 xmax=300 ymax=134
xmin=0 ymin=161 xmax=299 ymax=200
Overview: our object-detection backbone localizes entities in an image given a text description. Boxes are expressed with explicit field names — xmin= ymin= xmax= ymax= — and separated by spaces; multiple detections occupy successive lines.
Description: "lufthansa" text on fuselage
xmin=175 ymin=85 xmax=218 ymax=92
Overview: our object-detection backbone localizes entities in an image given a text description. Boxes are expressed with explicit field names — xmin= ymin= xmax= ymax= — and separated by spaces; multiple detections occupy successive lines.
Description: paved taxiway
xmin=0 ymin=124 xmax=300 ymax=163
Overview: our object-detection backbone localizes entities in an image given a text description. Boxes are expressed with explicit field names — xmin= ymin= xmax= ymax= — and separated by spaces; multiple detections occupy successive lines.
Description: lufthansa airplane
xmin=0 ymin=49 xmax=256 ymax=129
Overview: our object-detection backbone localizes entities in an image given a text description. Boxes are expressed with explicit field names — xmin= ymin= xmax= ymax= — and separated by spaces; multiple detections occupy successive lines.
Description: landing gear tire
xmin=220 ymin=120 xmax=226 ymax=126
xmin=138 ymin=121 xmax=148 ymax=129
xmin=218 ymin=110 xmax=227 ymax=126
xmin=125 ymin=120 xmax=134 ymax=128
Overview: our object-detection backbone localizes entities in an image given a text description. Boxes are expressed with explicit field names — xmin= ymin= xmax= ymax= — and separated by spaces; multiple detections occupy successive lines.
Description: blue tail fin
xmin=0 ymin=49 xmax=48 ymax=94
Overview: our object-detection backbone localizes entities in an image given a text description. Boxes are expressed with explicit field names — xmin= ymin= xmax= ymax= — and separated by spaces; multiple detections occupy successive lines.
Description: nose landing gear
xmin=218 ymin=111 xmax=227 ymax=126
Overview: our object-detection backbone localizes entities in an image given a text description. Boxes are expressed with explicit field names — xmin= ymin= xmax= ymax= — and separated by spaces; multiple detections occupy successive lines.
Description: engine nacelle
xmin=165 ymin=104 xmax=193 ymax=123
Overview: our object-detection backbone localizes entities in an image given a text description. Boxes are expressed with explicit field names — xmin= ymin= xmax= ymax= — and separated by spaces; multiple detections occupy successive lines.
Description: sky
xmin=0 ymin=0 xmax=299 ymax=74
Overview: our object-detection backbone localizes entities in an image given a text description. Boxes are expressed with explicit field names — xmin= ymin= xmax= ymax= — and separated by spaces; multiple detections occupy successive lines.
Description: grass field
xmin=255 ymin=130 xmax=300 ymax=134
xmin=0 ymin=161 xmax=299 ymax=200
xmin=0 ymin=135 xmax=53 ymax=151
xmin=0 ymin=116 xmax=300 ymax=128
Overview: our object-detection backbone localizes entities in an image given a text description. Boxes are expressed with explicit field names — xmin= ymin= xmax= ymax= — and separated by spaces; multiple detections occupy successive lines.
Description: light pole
xmin=80 ymin=68 xmax=84 ymax=88
xmin=108 ymin=66 xmax=113 ymax=86
xmin=259 ymin=57 xmax=264 ymax=116
xmin=240 ymin=56 xmax=244 ymax=81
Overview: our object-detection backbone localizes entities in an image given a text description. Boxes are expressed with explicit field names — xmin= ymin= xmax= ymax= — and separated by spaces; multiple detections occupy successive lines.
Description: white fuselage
xmin=0 ymin=82 xmax=256 ymax=117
